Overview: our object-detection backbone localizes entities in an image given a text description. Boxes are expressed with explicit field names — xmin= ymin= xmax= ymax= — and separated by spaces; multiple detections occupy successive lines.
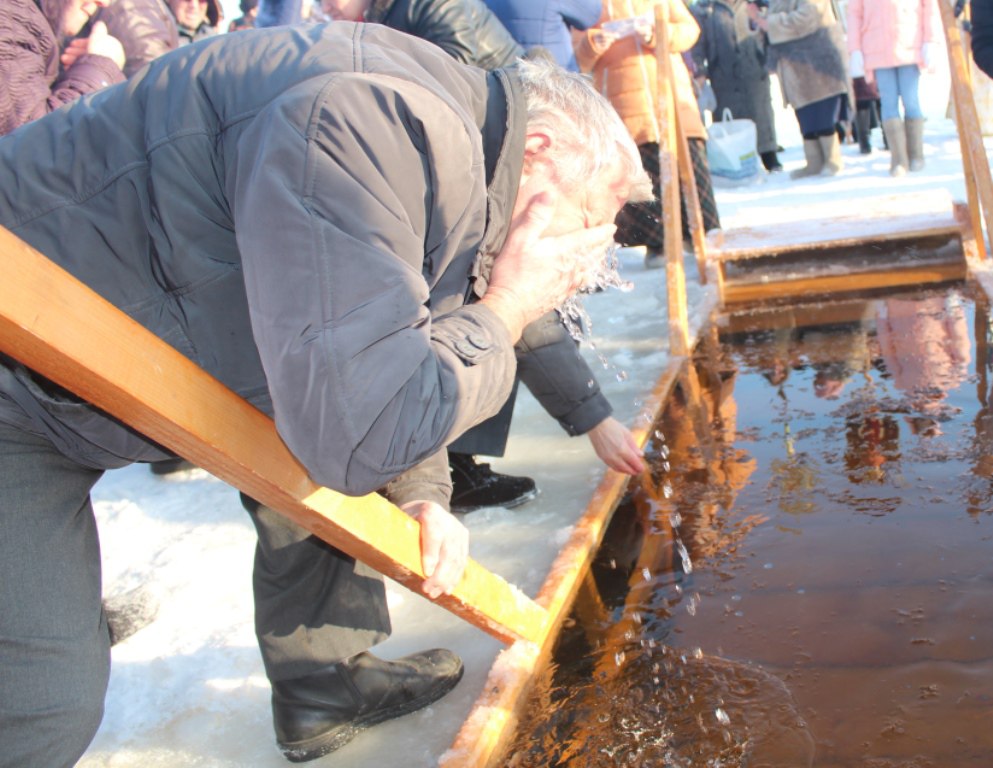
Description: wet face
xmin=515 ymin=156 xmax=630 ymax=239
xmin=63 ymin=0 xmax=110 ymax=36
xmin=320 ymin=0 xmax=370 ymax=20
xmin=544 ymin=169 xmax=630 ymax=238
xmin=170 ymin=0 xmax=210 ymax=29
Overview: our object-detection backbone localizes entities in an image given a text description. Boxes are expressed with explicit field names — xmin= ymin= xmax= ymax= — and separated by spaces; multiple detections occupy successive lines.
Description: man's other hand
xmin=401 ymin=500 xmax=469 ymax=599
xmin=587 ymin=416 xmax=646 ymax=475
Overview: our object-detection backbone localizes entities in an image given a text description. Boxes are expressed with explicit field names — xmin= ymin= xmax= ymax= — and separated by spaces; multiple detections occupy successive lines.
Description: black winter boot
xmin=855 ymin=107 xmax=873 ymax=154
xmin=760 ymin=150 xmax=783 ymax=172
xmin=448 ymin=452 xmax=537 ymax=512
xmin=271 ymin=649 xmax=464 ymax=762
xmin=149 ymin=457 xmax=196 ymax=475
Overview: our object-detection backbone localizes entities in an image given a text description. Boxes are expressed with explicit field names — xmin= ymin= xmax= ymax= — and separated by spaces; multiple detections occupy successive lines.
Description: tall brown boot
xmin=905 ymin=117 xmax=925 ymax=171
xmin=790 ymin=138 xmax=824 ymax=179
xmin=882 ymin=118 xmax=908 ymax=177
xmin=818 ymin=133 xmax=843 ymax=175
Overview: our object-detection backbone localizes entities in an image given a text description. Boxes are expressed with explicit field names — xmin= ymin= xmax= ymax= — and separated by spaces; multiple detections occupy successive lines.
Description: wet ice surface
xmin=506 ymin=284 xmax=993 ymax=767
xmin=78 ymin=62 xmax=985 ymax=767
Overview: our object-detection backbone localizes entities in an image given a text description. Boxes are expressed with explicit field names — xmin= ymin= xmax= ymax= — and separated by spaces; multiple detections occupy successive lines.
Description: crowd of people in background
xmin=0 ymin=0 xmax=947 ymax=180
xmin=0 ymin=0 xmax=982 ymax=765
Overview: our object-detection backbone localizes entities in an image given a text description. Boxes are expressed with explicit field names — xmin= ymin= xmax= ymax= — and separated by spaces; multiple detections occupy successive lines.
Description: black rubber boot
xmin=272 ymin=649 xmax=464 ymax=762
xmin=760 ymin=150 xmax=783 ymax=172
xmin=855 ymin=107 xmax=873 ymax=154
xmin=448 ymin=452 xmax=537 ymax=512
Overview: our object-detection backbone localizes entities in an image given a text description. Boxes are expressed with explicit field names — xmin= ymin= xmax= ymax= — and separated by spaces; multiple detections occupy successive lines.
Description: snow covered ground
xmin=77 ymin=49 xmax=978 ymax=768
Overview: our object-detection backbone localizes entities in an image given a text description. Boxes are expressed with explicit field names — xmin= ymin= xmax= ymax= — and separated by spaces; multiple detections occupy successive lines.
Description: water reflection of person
xmin=641 ymin=359 xmax=758 ymax=566
xmin=800 ymin=316 xmax=874 ymax=400
xmin=876 ymin=294 xmax=971 ymax=434
xmin=845 ymin=413 xmax=901 ymax=483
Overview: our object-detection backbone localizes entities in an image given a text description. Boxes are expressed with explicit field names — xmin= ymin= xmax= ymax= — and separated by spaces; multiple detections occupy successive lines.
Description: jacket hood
xmin=35 ymin=0 xmax=70 ymax=36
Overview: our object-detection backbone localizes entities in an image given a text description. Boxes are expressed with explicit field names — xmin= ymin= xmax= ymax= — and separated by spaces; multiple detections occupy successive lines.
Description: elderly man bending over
xmin=0 ymin=22 xmax=650 ymax=767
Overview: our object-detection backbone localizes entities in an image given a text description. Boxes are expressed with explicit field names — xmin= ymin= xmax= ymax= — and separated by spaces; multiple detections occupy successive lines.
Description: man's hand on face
xmin=481 ymin=191 xmax=617 ymax=341
xmin=401 ymin=500 xmax=469 ymax=599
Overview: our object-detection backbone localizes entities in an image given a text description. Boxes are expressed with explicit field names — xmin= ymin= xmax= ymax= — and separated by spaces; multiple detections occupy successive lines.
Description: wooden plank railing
xmin=941 ymin=0 xmax=993 ymax=259
xmin=0 ymin=224 xmax=550 ymax=645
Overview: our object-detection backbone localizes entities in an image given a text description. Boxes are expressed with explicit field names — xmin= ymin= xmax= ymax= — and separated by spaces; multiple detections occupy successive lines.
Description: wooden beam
xmin=0 ymin=225 xmax=549 ymax=645
xmin=439 ymin=356 xmax=688 ymax=768
xmin=715 ymin=212 xmax=962 ymax=262
xmin=723 ymin=260 xmax=966 ymax=305
xmin=674 ymin=102 xmax=713 ymax=290
xmin=654 ymin=4 xmax=691 ymax=357
xmin=940 ymin=0 xmax=993 ymax=254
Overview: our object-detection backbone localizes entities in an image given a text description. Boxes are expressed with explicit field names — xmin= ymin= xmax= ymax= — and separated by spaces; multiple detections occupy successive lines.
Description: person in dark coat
xmin=483 ymin=0 xmax=602 ymax=71
xmin=92 ymin=0 xmax=179 ymax=77
xmin=0 ymin=23 xmax=650 ymax=765
xmin=315 ymin=0 xmax=523 ymax=68
xmin=973 ymin=0 xmax=993 ymax=80
xmin=229 ymin=0 xmax=259 ymax=29
xmin=690 ymin=0 xmax=782 ymax=171
xmin=851 ymin=74 xmax=882 ymax=154
xmin=0 ymin=0 xmax=126 ymax=135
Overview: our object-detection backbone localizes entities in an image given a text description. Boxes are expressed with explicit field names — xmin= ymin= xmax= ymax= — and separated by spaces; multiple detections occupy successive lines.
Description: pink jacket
xmin=846 ymin=0 xmax=934 ymax=74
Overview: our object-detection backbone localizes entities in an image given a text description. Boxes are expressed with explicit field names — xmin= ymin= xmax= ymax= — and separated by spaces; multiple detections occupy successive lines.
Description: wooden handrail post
xmin=655 ymin=2 xmax=692 ymax=357
xmin=0 ymin=225 xmax=550 ymax=645
xmin=940 ymin=0 xmax=993 ymax=258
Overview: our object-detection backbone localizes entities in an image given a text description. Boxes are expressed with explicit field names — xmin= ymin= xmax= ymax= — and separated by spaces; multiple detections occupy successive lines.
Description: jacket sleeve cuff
xmin=69 ymin=54 xmax=126 ymax=89
xmin=381 ymin=448 xmax=452 ymax=509
xmin=431 ymin=302 xmax=515 ymax=367
xmin=558 ymin=392 xmax=613 ymax=436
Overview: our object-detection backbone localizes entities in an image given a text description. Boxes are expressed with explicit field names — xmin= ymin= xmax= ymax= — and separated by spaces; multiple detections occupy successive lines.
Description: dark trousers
xmin=614 ymin=138 xmax=721 ymax=253
xmin=0 ymin=423 xmax=109 ymax=768
xmin=448 ymin=378 xmax=519 ymax=457
xmin=0 ymin=422 xmax=390 ymax=766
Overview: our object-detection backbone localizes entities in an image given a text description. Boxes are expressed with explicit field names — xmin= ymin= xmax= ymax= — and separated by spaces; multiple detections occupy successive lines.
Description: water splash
xmin=557 ymin=244 xmax=632 ymax=381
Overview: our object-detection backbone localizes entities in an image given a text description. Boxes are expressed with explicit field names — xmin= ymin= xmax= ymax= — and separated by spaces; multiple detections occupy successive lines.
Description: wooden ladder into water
xmin=711 ymin=192 xmax=975 ymax=306
xmin=707 ymin=0 xmax=993 ymax=309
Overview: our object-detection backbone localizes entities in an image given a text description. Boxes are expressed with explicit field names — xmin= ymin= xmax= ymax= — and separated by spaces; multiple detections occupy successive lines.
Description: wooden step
xmin=708 ymin=194 xmax=972 ymax=305
xmin=710 ymin=193 xmax=964 ymax=263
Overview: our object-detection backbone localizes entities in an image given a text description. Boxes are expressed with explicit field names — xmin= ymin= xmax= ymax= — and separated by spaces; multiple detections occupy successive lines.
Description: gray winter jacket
xmin=0 ymin=22 xmax=524 ymax=498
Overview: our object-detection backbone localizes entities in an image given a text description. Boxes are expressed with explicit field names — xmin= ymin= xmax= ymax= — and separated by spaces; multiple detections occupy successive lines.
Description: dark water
xmin=505 ymin=283 xmax=993 ymax=767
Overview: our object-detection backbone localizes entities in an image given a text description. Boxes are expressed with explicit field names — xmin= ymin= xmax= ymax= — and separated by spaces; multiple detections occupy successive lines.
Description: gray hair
xmin=515 ymin=58 xmax=653 ymax=203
